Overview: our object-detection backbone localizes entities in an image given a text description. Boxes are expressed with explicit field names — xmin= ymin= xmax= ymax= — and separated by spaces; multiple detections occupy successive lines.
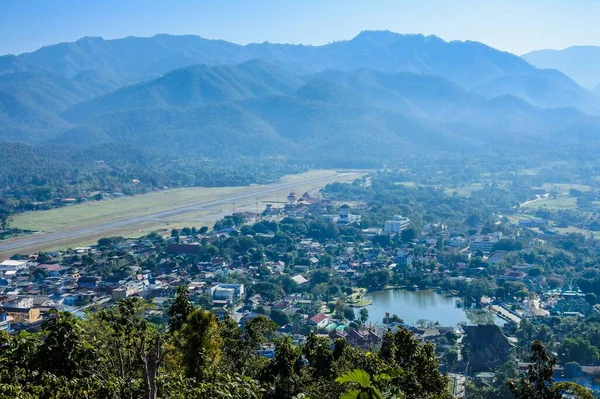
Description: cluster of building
xmin=0 ymin=191 xmax=595 ymax=399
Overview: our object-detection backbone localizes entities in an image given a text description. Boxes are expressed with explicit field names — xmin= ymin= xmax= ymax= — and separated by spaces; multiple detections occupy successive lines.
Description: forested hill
xmin=2 ymin=31 xmax=600 ymax=203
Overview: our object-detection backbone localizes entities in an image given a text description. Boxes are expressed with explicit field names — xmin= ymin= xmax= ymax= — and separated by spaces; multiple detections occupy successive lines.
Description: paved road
xmin=0 ymin=173 xmax=353 ymax=255
xmin=488 ymin=304 xmax=522 ymax=325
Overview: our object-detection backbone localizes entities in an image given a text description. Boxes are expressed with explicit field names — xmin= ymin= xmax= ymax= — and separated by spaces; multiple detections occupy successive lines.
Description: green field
xmin=444 ymin=183 xmax=484 ymax=197
xmin=3 ymin=170 xmax=365 ymax=255
xmin=554 ymin=226 xmax=600 ymax=239
xmin=13 ymin=187 xmax=239 ymax=232
xmin=533 ymin=183 xmax=592 ymax=193
xmin=520 ymin=196 xmax=577 ymax=210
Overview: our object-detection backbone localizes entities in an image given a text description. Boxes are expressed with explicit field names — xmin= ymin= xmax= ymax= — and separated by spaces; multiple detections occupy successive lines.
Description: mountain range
xmin=523 ymin=46 xmax=600 ymax=92
xmin=2 ymin=30 xmax=600 ymax=166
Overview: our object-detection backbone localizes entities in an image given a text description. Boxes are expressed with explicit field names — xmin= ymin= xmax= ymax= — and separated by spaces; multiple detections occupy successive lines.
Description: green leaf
xmin=340 ymin=389 xmax=362 ymax=399
xmin=336 ymin=369 xmax=372 ymax=388
xmin=373 ymin=373 xmax=391 ymax=382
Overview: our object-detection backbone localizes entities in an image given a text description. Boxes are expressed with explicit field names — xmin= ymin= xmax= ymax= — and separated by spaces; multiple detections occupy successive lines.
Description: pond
xmin=355 ymin=289 xmax=501 ymax=327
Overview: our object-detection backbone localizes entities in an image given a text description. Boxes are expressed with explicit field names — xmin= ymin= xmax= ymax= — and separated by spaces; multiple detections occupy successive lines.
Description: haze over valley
xmin=2 ymin=30 xmax=600 ymax=170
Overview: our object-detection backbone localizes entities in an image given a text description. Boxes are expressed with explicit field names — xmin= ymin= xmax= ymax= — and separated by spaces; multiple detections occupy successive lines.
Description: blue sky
xmin=1 ymin=0 xmax=599 ymax=55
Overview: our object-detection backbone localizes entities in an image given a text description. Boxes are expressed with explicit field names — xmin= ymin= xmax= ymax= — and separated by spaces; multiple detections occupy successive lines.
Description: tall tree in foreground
xmin=507 ymin=341 xmax=593 ymax=399
xmin=168 ymin=285 xmax=194 ymax=332
xmin=177 ymin=309 xmax=223 ymax=380
xmin=379 ymin=327 xmax=452 ymax=399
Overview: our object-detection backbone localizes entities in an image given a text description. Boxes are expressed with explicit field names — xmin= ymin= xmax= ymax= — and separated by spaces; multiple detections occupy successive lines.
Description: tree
xmin=260 ymin=336 xmax=305 ymax=399
xmin=585 ymin=292 xmax=597 ymax=306
xmin=177 ymin=309 xmax=223 ymax=380
xmin=401 ymin=228 xmax=416 ymax=243
xmin=37 ymin=310 xmax=95 ymax=378
xmin=444 ymin=350 xmax=458 ymax=370
xmin=168 ymin=285 xmax=194 ymax=332
xmin=379 ymin=327 xmax=451 ymax=398
xmin=93 ymin=297 xmax=163 ymax=399
xmin=359 ymin=308 xmax=369 ymax=325
xmin=336 ymin=369 xmax=392 ymax=399
xmin=270 ymin=309 xmax=290 ymax=327
xmin=344 ymin=307 xmax=356 ymax=321
xmin=507 ymin=341 xmax=592 ymax=399
xmin=557 ymin=337 xmax=599 ymax=364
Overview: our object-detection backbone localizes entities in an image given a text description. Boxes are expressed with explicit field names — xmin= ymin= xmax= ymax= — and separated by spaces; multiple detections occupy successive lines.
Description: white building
xmin=0 ymin=260 xmax=28 ymax=271
xmin=384 ymin=215 xmax=411 ymax=234
xmin=211 ymin=283 xmax=245 ymax=302
xmin=337 ymin=204 xmax=361 ymax=225
xmin=469 ymin=233 xmax=502 ymax=253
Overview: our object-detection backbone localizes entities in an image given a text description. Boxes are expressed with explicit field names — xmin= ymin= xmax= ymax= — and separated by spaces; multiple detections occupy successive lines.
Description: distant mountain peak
xmin=351 ymin=30 xmax=439 ymax=45
xmin=76 ymin=36 xmax=105 ymax=43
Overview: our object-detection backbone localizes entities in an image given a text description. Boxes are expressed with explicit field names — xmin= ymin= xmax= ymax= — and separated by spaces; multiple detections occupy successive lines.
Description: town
xmin=2 ymin=171 xmax=600 ymax=397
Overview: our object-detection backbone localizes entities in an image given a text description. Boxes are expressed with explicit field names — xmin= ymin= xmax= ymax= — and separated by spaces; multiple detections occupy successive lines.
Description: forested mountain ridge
xmin=2 ymin=31 xmax=600 ymax=209
xmin=2 ymin=30 xmax=599 ymax=111
xmin=62 ymin=60 xmax=303 ymax=122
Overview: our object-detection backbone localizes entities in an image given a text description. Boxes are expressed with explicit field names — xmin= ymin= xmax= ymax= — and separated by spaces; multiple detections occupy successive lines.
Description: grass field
xmin=3 ymin=169 xmax=365 ymax=255
xmin=533 ymin=183 xmax=592 ymax=193
xmin=444 ymin=183 xmax=484 ymax=197
xmin=554 ymin=226 xmax=600 ymax=238
xmin=520 ymin=196 xmax=577 ymax=210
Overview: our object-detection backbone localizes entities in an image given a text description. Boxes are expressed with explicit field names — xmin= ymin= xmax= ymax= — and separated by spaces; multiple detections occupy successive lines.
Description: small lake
xmin=356 ymin=289 xmax=501 ymax=327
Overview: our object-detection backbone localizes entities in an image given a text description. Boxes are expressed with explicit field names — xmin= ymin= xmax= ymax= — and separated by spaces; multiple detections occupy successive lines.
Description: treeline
xmin=0 ymin=141 xmax=306 ymax=225
xmin=0 ymin=292 xmax=453 ymax=399
xmin=1 ymin=293 xmax=592 ymax=399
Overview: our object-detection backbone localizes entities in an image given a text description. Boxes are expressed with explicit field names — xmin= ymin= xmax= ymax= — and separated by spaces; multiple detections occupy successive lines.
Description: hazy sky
xmin=1 ymin=0 xmax=599 ymax=56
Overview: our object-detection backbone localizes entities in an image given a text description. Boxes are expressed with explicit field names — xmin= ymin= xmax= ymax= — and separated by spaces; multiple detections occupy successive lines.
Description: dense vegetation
xmin=3 ymin=31 xmax=600 ymax=224
xmin=0 ymin=292 xmax=454 ymax=399
xmin=1 ymin=294 xmax=592 ymax=399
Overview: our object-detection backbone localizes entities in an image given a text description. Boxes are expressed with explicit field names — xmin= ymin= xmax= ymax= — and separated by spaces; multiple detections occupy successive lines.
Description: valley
xmin=0 ymin=169 xmax=363 ymax=258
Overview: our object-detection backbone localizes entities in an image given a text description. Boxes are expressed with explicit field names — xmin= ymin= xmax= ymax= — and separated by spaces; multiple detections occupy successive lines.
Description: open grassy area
xmin=2 ymin=170 xmax=365 ymax=256
xmin=533 ymin=183 xmax=593 ymax=193
xmin=13 ymin=169 xmax=355 ymax=232
xmin=444 ymin=183 xmax=484 ymax=197
xmin=553 ymin=226 xmax=600 ymax=239
xmin=392 ymin=181 xmax=417 ymax=187
xmin=506 ymin=214 xmax=539 ymax=224
xmin=520 ymin=196 xmax=577 ymax=210
xmin=13 ymin=187 xmax=240 ymax=232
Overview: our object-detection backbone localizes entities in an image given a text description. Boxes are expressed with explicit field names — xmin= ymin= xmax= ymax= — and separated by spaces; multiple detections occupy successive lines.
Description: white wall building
xmin=384 ymin=215 xmax=411 ymax=234
xmin=211 ymin=283 xmax=245 ymax=301
xmin=469 ymin=233 xmax=502 ymax=253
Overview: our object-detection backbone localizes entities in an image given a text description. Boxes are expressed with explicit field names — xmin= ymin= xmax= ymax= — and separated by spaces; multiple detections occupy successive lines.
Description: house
xmin=384 ymin=215 xmax=411 ymax=234
xmin=519 ymin=218 xmax=547 ymax=227
xmin=469 ymin=234 xmax=502 ymax=253
xmin=166 ymin=243 xmax=200 ymax=255
xmin=291 ymin=275 xmax=309 ymax=285
xmin=463 ymin=325 xmax=512 ymax=371
xmin=0 ymin=306 xmax=41 ymax=323
xmin=487 ymin=252 xmax=507 ymax=265
xmin=0 ymin=260 xmax=28 ymax=271
xmin=0 ymin=312 xmax=11 ymax=333
xmin=338 ymin=204 xmax=361 ymax=225
xmin=447 ymin=236 xmax=467 ymax=248
xmin=77 ymin=276 xmax=100 ymax=289
xmin=211 ymin=283 xmax=245 ymax=302
xmin=396 ymin=249 xmax=414 ymax=267
xmin=308 ymin=313 xmax=330 ymax=328
xmin=347 ymin=328 xmax=381 ymax=349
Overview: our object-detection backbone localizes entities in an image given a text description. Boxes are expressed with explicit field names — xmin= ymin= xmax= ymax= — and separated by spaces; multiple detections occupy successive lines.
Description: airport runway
xmin=0 ymin=173 xmax=354 ymax=256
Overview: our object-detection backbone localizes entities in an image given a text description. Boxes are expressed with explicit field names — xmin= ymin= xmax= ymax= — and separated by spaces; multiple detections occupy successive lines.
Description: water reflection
xmin=357 ymin=289 xmax=495 ymax=327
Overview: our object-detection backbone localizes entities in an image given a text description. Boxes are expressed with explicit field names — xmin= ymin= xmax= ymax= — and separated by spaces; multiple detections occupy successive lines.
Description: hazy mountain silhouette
xmin=523 ymin=46 xmax=600 ymax=89
xmin=2 ymin=33 xmax=600 ymax=165
xmin=2 ymin=31 xmax=597 ymax=112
